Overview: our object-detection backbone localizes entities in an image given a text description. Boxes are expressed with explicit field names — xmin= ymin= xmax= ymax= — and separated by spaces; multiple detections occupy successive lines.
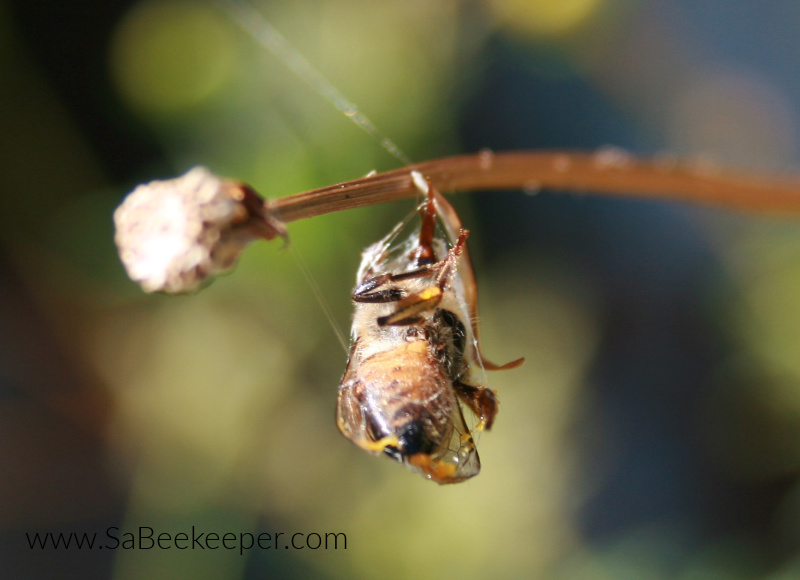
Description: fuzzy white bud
xmin=114 ymin=167 xmax=286 ymax=293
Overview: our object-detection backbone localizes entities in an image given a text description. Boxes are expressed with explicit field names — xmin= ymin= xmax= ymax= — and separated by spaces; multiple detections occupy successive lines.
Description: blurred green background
xmin=3 ymin=0 xmax=800 ymax=578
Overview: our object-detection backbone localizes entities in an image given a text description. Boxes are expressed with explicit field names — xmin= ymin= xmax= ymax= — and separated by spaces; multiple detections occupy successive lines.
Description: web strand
xmin=289 ymin=245 xmax=349 ymax=354
xmin=214 ymin=0 xmax=413 ymax=166
xmin=214 ymin=0 xmax=418 ymax=351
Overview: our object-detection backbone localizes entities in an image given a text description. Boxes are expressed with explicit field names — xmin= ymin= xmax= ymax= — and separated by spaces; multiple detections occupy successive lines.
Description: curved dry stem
xmin=266 ymin=151 xmax=800 ymax=223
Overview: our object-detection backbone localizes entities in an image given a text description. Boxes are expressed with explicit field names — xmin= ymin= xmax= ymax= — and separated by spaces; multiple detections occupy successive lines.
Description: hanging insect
xmin=336 ymin=171 xmax=524 ymax=484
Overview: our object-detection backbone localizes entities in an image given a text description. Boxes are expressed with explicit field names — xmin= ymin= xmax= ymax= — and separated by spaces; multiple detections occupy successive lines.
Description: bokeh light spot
xmin=486 ymin=0 xmax=605 ymax=37
xmin=110 ymin=0 xmax=237 ymax=114
xmin=667 ymin=71 xmax=797 ymax=167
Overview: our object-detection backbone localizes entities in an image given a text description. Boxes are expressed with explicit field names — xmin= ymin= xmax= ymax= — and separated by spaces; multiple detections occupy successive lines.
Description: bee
xmin=336 ymin=171 xmax=523 ymax=484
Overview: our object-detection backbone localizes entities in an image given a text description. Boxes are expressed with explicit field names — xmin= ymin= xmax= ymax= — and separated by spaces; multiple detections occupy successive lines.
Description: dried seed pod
xmin=114 ymin=166 xmax=286 ymax=293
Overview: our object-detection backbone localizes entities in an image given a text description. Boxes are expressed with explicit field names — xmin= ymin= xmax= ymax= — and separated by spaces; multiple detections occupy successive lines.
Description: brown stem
xmin=265 ymin=150 xmax=800 ymax=223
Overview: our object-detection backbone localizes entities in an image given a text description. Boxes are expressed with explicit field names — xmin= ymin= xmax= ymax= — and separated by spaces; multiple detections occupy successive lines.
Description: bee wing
xmin=336 ymin=384 xmax=363 ymax=447
xmin=447 ymin=396 xmax=482 ymax=481
xmin=336 ymin=374 xmax=401 ymax=455
xmin=407 ymin=395 xmax=481 ymax=484
xmin=336 ymin=348 xmax=388 ymax=453
xmin=431 ymin=189 xmax=524 ymax=371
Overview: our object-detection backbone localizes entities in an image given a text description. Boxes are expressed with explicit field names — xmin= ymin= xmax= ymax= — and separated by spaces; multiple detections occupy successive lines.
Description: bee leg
xmin=479 ymin=356 xmax=525 ymax=371
xmin=378 ymin=286 xmax=443 ymax=326
xmin=453 ymin=382 xmax=499 ymax=431
xmin=411 ymin=172 xmax=526 ymax=372
xmin=433 ymin=229 xmax=468 ymax=288
xmin=413 ymin=171 xmax=438 ymax=267
xmin=354 ymin=262 xmax=449 ymax=304
xmin=377 ymin=230 xmax=469 ymax=326
xmin=353 ymin=274 xmax=405 ymax=303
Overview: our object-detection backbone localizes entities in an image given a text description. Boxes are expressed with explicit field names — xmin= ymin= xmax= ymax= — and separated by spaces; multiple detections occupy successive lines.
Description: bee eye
xmin=397 ymin=419 xmax=435 ymax=456
xmin=438 ymin=309 xmax=466 ymax=356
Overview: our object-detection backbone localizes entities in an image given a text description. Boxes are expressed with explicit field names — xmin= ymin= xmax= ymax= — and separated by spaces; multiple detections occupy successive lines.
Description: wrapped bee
xmin=336 ymin=171 xmax=523 ymax=484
